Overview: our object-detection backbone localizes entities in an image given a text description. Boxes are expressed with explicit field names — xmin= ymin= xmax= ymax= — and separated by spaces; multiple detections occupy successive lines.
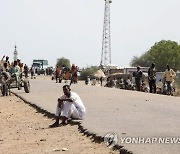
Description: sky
xmin=1 ymin=0 xmax=180 ymax=68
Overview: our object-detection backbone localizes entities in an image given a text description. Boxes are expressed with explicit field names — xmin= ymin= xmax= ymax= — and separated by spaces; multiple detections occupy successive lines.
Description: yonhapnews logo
xmin=104 ymin=132 xmax=118 ymax=148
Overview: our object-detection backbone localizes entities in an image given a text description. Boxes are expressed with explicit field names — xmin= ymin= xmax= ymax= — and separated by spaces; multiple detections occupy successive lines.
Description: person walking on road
xmin=50 ymin=85 xmax=86 ymax=128
xmin=162 ymin=64 xmax=176 ymax=95
xmin=55 ymin=65 xmax=61 ymax=83
xmin=24 ymin=64 xmax=29 ymax=78
xmin=148 ymin=63 xmax=156 ymax=93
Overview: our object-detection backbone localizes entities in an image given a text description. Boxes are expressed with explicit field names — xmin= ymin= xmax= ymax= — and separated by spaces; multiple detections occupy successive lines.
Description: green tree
xmin=80 ymin=66 xmax=99 ymax=80
xmin=130 ymin=52 xmax=151 ymax=67
xmin=56 ymin=57 xmax=71 ymax=69
xmin=130 ymin=40 xmax=180 ymax=71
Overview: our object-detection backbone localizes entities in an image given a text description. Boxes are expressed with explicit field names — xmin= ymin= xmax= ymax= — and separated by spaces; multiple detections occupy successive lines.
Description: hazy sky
xmin=1 ymin=0 xmax=180 ymax=68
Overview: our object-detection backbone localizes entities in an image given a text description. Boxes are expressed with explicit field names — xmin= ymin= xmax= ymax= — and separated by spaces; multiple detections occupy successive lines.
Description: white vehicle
xmin=32 ymin=59 xmax=48 ymax=69
xmin=32 ymin=59 xmax=48 ymax=75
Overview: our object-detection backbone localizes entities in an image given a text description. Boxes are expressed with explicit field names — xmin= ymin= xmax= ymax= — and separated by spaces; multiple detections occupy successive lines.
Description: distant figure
xmin=100 ymin=77 xmax=103 ymax=86
xmin=9 ymin=60 xmax=20 ymax=86
xmin=30 ymin=66 xmax=35 ymax=79
xmin=1 ymin=56 xmax=10 ymax=70
xmin=133 ymin=66 xmax=143 ymax=91
xmin=85 ymin=76 xmax=90 ymax=85
xmin=55 ymin=65 xmax=61 ymax=83
xmin=49 ymin=85 xmax=86 ymax=128
xmin=125 ymin=77 xmax=132 ymax=90
xmin=24 ymin=64 xmax=29 ymax=78
xmin=162 ymin=64 xmax=176 ymax=95
xmin=92 ymin=78 xmax=96 ymax=86
xmin=148 ymin=63 xmax=156 ymax=93
xmin=70 ymin=64 xmax=78 ymax=85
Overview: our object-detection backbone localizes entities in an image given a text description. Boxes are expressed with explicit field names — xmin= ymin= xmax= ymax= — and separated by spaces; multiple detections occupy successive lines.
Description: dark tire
xmin=24 ymin=80 xmax=30 ymax=93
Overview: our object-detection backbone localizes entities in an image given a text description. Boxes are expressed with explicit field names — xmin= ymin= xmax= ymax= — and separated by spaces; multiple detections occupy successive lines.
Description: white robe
xmin=55 ymin=92 xmax=86 ymax=119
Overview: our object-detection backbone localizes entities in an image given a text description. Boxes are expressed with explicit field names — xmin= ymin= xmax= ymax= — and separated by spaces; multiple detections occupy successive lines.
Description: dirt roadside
xmin=0 ymin=95 xmax=119 ymax=154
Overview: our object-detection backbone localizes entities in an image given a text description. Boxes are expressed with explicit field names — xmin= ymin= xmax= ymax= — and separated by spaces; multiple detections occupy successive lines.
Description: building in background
xmin=13 ymin=45 xmax=18 ymax=61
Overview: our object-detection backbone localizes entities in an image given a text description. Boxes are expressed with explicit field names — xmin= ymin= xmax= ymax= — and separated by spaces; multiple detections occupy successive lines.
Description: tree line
xmin=130 ymin=40 xmax=180 ymax=72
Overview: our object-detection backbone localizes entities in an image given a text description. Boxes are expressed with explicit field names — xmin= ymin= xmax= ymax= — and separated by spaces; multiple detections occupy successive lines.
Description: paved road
xmin=11 ymin=79 xmax=180 ymax=154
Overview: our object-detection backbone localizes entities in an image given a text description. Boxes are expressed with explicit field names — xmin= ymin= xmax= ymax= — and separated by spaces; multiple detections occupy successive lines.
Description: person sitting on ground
xmin=50 ymin=85 xmax=86 ymax=128
xmin=92 ymin=78 xmax=96 ymax=86
xmin=125 ymin=77 xmax=131 ymax=90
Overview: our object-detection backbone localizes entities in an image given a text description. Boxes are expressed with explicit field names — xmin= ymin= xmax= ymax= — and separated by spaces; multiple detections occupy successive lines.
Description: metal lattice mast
xmin=100 ymin=0 xmax=112 ymax=68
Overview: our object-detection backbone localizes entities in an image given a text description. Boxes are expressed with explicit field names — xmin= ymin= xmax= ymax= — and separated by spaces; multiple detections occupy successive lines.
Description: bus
xmin=32 ymin=59 xmax=48 ymax=69
xmin=32 ymin=59 xmax=48 ymax=75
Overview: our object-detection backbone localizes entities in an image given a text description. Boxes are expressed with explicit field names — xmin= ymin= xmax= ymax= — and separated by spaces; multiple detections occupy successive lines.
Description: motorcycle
xmin=158 ymin=79 xmax=175 ymax=96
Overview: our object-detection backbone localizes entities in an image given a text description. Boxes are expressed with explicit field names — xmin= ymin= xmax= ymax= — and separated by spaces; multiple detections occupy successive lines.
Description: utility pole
xmin=100 ymin=0 xmax=112 ymax=69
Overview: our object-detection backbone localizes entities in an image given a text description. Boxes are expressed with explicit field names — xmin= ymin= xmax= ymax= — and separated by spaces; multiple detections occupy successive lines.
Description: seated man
xmin=50 ymin=85 xmax=86 ymax=127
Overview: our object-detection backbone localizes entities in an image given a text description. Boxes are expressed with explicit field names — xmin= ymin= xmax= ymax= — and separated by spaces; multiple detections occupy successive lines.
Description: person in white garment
xmin=49 ymin=84 xmax=86 ymax=128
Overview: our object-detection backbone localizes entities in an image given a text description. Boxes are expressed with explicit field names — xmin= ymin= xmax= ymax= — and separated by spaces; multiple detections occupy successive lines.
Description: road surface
xmin=11 ymin=78 xmax=180 ymax=154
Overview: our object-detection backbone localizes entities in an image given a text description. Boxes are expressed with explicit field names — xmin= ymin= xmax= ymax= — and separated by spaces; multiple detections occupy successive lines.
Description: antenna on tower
xmin=100 ymin=0 xmax=112 ymax=69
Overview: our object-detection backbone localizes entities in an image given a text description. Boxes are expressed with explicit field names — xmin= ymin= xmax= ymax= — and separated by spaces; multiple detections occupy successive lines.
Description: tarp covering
xmin=94 ymin=69 xmax=106 ymax=78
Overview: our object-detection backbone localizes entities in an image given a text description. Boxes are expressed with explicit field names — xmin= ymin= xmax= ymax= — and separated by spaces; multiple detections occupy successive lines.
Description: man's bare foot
xmin=49 ymin=121 xmax=59 ymax=128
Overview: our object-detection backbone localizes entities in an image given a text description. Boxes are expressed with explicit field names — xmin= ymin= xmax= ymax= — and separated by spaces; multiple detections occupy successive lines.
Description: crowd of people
xmin=103 ymin=63 xmax=177 ymax=95
xmin=0 ymin=55 xmax=29 ymax=85
xmin=1 ymin=55 xmax=176 ymax=96
xmin=53 ymin=64 xmax=79 ymax=85
xmin=141 ymin=63 xmax=176 ymax=95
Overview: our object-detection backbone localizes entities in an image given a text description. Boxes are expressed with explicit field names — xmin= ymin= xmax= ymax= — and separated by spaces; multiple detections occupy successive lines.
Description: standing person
xmin=85 ymin=76 xmax=90 ymax=85
xmin=1 ymin=56 xmax=10 ymax=68
xmin=17 ymin=59 xmax=23 ymax=78
xmin=55 ymin=65 xmax=61 ymax=83
xmin=24 ymin=64 xmax=29 ymax=78
xmin=70 ymin=64 xmax=77 ymax=85
xmin=49 ymin=85 xmax=86 ymax=128
xmin=3 ymin=62 xmax=9 ymax=72
xmin=100 ymin=77 xmax=103 ymax=86
xmin=1 ymin=55 xmax=5 ymax=63
xmin=162 ymin=64 xmax=176 ymax=95
xmin=148 ymin=63 xmax=156 ymax=93
xmin=30 ymin=66 xmax=35 ymax=79
xmin=133 ymin=66 xmax=143 ymax=91
xmin=9 ymin=60 xmax=20 ymax=86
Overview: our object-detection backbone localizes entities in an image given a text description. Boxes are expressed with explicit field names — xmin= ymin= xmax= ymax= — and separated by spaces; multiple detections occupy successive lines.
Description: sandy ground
xmin=0 ymin=95 xmax=118 ymax=154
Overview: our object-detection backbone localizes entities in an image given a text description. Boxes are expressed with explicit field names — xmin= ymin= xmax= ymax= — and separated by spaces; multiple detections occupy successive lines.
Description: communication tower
xmin=100 ymin=0 xmax=112 ymax=68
